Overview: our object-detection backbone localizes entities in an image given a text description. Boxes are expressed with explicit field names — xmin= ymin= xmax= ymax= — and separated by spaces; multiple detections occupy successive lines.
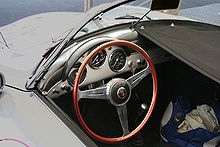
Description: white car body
xmin=0 ymin=0 xmax=191 ymax=146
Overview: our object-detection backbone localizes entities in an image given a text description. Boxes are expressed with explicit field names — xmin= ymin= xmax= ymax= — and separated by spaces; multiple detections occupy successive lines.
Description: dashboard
xmin=47 ymin=45 xmax=145 ymax=99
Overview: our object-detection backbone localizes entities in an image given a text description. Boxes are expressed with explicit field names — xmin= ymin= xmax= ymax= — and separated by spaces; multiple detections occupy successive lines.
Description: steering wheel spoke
xmin=78 ymin=86 xmax=108 ymax=100
xmin=116 ymin=104 xmax=130 ymax=136
xmin=127 ymin=66 xmax=151 ymax=89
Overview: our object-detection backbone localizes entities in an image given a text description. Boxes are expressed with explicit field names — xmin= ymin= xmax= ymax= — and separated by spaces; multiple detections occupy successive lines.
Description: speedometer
xmin=109 ymin=49 xmax=127 ymax=72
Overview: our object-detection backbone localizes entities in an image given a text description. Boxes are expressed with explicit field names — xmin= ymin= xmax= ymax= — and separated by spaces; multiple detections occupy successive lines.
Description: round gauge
xmin=67 ymin=63 xmax=87 ymax=86
xmin=89 ymin=50 xmax=107 ymax=69
xmin=109 ymin=49 xmax=127 ymax=72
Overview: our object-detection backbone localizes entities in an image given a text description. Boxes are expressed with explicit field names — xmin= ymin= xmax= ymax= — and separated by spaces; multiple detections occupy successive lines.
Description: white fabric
xmin=178 ymin=104 xmax=220 ymax=133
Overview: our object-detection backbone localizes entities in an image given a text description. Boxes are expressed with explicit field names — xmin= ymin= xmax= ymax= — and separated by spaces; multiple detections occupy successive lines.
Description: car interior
xmin=35 ymin=22 xmax=220 ymax=147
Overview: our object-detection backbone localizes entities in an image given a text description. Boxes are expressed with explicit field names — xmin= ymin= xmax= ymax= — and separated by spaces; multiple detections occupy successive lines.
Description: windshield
xmin=75 ymin=0 xmax=220 ymax=38
xmin=75 ymin=0 xmax=151 ymax=38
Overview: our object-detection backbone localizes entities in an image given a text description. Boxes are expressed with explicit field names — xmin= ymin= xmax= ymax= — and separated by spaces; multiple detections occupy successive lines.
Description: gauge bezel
xmin=108 ymin=49 xmax=127 ymax=72
xmin=88 ymin=49 xmax=107 ymax=70
xmin=67 ymin=63 xmax=87 ymax=86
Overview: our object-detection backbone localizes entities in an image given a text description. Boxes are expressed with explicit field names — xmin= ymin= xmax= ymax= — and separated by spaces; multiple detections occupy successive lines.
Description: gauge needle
xmin=91 ymin=55 xmax=99 ymax=64
xmin=113 ymin=58 xmax=119 ymax=68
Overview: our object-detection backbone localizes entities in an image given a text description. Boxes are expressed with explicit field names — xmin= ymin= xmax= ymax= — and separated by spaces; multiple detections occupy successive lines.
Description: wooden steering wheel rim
xmin=73 ymin=40 xmax=158 ymax=143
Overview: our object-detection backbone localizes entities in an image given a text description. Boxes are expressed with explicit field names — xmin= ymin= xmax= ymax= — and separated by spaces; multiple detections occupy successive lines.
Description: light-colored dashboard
xmin=47 ymin=45 xmax=145 ymax=99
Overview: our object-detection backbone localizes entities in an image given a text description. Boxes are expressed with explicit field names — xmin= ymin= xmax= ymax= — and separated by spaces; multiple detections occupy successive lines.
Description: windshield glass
xmin=75 ymin=0 xmax=151 ymax=38
xmin=75 ymin=0 xmax=220 ymax=38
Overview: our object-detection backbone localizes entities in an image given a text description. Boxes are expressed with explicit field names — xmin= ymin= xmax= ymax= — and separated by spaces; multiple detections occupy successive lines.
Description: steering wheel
xmin=73 ymin=40 xmax=158 ymax=143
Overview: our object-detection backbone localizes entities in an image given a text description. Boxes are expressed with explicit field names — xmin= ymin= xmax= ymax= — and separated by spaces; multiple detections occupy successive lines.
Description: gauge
xmin=67 ymin=63 xmax=87 ymax=86
xmin=89 ymin=50 xmax=107 ymax=69
xmin=109 ymin=49 xmax=127 ymax=72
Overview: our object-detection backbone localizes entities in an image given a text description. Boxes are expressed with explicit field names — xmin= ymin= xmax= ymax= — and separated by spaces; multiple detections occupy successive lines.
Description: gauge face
xmin=67 ymin=63 xmax=87 ymax=86
xmin=109 ymin=49 xmax=127 ymax=72
xmin=89 ymin=50 xmax=107 ymax=69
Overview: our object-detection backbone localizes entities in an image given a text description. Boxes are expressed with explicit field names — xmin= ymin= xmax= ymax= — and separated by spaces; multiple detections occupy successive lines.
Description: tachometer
xmin=109 ymin=49 xmax=127 ymax=72
xmin=89 ymin=50 xmax=107 ymax=69
xmin=67 ymin=63 xmax=87 ymax=86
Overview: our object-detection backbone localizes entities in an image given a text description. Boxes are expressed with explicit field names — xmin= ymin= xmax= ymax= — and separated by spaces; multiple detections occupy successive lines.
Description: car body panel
xmin=0 ymin=87 xmax=86 ymax=147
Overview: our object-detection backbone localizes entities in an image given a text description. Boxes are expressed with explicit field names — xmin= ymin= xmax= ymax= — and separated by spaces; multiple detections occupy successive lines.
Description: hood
xmin=135 ymin=20 xmax=220 ymax=83
xmin=0 ymin=12 xmax=85 ymax=89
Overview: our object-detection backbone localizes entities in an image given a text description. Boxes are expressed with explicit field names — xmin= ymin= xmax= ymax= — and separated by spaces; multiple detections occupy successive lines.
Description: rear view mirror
xmin=0 ymin=72 xmax=6 ymax=92
xmin=151 ymin=0 xmax=181 ymax=11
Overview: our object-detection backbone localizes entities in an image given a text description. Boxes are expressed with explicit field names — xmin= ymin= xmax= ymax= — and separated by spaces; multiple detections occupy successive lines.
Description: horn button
xmin=107 ymin=79 xmax=131 ymax=106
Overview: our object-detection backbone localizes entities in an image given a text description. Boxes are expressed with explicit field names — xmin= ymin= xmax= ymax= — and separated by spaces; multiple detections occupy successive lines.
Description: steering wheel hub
xmin=107 ymin=79 xmax=131 ymax=106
